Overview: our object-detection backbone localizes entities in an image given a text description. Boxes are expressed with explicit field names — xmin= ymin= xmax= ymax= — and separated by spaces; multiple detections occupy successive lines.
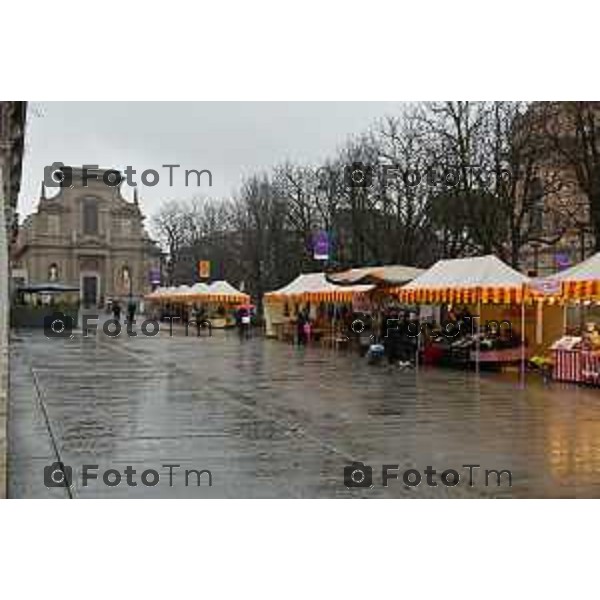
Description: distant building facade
xmin=12 ymin=167 xmax=161 ymax=307
xmin=519 ymin=101 xmax=599 ymax=276
xmin=0 ymin=101 xmax=26 ymax=242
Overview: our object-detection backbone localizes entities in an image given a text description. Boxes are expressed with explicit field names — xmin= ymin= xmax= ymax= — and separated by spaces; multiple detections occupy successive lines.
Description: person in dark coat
xmin=127 ymin=299 xmax=136 ymax=324
xmin=236 ymin=308 xmax=250 ymax=340
xmin=383 ymin=312 xmax=400 ymax=364
xmin=296 ymin=311 xmax=307 ymax=345
xmin=112 ymin=300 xmax=121 ymax=322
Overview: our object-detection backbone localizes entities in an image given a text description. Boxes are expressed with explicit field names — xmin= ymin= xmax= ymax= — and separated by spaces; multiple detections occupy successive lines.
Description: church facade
xmin=12 ymin=167 xmax=162 ymax=307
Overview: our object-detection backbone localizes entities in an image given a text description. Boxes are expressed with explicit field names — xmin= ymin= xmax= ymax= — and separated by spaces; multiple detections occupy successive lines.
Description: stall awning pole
xmin=476 ymin=292 xmax=481 ymax=376
xmin=520 ymin=284 xmax=526 ymax=389
xmin=415 ymin=305 xmax=420 ymax=374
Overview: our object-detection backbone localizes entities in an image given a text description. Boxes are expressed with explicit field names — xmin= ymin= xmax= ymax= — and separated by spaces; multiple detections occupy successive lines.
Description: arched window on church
xmin=82 ymin=198 xmax=99 ymax=235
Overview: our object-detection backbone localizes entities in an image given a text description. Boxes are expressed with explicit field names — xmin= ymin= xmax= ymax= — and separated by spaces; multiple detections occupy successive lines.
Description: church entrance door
xmin=82 ymin=275 xmax=98 ymax=308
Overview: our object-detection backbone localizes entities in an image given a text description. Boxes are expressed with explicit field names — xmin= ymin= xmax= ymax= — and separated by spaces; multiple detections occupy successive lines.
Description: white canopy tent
xmin=265 ymin=272 xmax=373 ymax=301
xmin=206 ymin=280 xmax=246 ymax=296
xmin=190 ymin=282 xmax=210 ymax=293
xmin=146 ymin=281 xmax=248 ymax=303
xmin=401 ymin=254 xmax=530 ymax=298
xmin=547 ymin=252 xmax=600 ymax=281
xmin=538 ymin=252 xmax=600 ymax=335
xmin=399 ymin=255 xmax=531 ymax=380
xmin=328 ymin=264 xmax=424 ymax=286
xmin=264 ymin=273 xmax=374 ymax=337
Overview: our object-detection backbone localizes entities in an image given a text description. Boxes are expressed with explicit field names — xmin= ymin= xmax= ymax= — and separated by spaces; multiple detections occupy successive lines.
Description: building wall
xmin=13 ymin=167 xmax=161 ymax=305
xmin=0 ymin=101 xmax=27 ymax=498
xmin=519 ymin=102 xmax=599 ymax=276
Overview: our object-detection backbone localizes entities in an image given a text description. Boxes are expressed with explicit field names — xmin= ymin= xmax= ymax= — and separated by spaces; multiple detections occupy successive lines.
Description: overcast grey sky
xmin=18 ymin=101 xmax=403 ymax=221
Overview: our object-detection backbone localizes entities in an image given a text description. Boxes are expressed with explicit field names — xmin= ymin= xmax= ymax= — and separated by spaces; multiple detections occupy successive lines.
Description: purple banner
xmin=313 ymin=230 xmax=329 ymax=260
xmin=149 ymin=268 xmax=161 ymax=285
xmin=555 ymin=253 xmax=570 ymax=270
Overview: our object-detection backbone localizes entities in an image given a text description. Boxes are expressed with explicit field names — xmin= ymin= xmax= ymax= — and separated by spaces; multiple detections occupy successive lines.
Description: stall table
xmin=552 ymin=348 xmax=600 ymax=385
xmin=469 ymin=346 xmax=530 ymax=365
xmin=552 ymin=349 xmax=584 ymax=383
xmin=581 ymin=351 xmax=600 ymax=385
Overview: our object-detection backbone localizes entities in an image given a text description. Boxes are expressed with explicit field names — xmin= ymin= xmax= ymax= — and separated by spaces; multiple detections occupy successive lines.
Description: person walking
xmin=112 ymin=299 xmax=121 ymax=322
xmin=236 ymin=308 xmax=249 ymax=340
xmin=241 ymin=309 xmax=251 ymax=339
xmin=127 ymin=298 xmax=137 ymax=324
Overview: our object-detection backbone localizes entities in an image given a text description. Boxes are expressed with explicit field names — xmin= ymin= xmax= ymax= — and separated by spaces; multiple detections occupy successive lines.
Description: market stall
xmin=264 ymin=272 xmax=374 ymax=344
xmin=396 ymin=255 xmax=532 ymax=374
xmin=201 ymin=281 xmax=250 ymax=328
xmin=144 ymin=280 xmax=249 ymax=327
xmin=538 ymin=252 xmax=600 ymax=384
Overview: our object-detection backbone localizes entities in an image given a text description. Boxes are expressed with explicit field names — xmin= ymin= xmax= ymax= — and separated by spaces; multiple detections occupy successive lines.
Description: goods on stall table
xmin=425 ymin=327 xmax=523 ymax=368
xmin=549 ymin=330 xmax=600 ymax=384
xmin=550 ymin=336 xmax=582 ymax=351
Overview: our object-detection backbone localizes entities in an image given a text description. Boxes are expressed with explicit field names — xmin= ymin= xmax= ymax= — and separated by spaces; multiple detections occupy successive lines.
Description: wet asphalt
xmin=8 ymin=316 xmax=600 ymax=498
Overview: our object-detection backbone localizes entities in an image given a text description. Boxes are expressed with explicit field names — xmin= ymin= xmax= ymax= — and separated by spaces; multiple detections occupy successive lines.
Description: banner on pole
xmin=555 ymin=252 xmax=570 ymax=271
xmin=149 ymin=268 xmax=161 ymax=285
xmin=198 ymin=260 xmax=210 ymax=279
xmin=313 ymin=230 xmax=329 ymax=260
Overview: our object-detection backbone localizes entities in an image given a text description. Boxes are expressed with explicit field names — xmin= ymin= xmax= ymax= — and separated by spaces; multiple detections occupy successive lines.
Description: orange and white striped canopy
xmin=541 ymin=252 xmax=600 ymax=301
xmin=396 ymin=255 xmax=530 ymax=305
xmin=145 ymin=280 xmax=249 ymax=303
xmin=264 ymin=272 xmax=374 ymax=304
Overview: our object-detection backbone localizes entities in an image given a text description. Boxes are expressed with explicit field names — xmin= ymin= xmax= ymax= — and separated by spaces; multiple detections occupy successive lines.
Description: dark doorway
xmin=82 ymin=276 xmax=98 ymax=308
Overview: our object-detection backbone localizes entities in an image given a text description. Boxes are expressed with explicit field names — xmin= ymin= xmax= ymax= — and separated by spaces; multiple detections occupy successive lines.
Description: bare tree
xmin=152 ymin=200 xmax=189 ymax=285
xmin=151 ymin=100 xmax=600 ymax=293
